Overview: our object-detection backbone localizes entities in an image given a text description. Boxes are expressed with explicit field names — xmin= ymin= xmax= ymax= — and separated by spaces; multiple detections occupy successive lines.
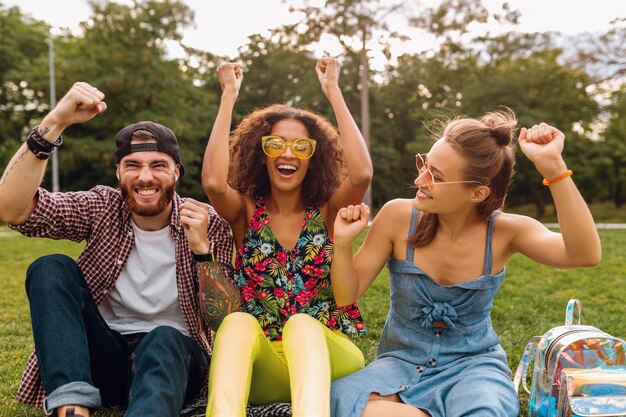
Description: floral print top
xmin=234 ymin=197 xmax=367 ymax=341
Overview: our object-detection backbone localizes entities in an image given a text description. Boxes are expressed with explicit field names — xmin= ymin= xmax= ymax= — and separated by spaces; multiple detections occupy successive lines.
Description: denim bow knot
xmin=418 ymin=301 xmax=458 ymax=329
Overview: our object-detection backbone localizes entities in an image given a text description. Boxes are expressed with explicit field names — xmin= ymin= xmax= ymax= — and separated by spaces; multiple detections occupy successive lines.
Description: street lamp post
xmin=48 ymin=35 xmax=59 ymax=192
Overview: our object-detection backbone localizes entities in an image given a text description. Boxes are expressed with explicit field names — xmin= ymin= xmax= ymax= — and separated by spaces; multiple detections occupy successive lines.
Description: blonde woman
xmin=330 ymin=112 xmax=600 ymax=417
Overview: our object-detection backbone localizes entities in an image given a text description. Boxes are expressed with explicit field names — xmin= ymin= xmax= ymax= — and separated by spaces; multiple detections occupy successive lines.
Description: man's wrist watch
xmin=192 ymin=252 xmax=215 ymax=262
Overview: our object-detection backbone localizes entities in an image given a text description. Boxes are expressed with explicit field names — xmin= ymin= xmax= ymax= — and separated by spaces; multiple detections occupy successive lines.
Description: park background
xmin=1 ymin=0 xmax=625 ymax=415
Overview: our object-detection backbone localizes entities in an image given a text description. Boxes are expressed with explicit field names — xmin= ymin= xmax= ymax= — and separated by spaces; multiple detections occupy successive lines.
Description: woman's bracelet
xmin=542 ymin=169 xmax=573 ymax=186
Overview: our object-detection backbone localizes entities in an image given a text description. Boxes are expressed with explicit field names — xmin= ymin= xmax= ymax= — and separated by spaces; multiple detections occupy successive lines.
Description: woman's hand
xmin=518 ymin=122 xmax=568 ymax=179
xmin=315 ymin=56 xmax=341 ymax=97
xmin=334 ymin=203 xmax=370 ymax=245
xmin=216 ymin=63 xmax=243 ymax=98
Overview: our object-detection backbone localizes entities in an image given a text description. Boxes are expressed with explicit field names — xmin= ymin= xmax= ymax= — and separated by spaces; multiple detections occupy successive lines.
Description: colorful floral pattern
xmin=234 ymin=197 xmax=367 ymax=341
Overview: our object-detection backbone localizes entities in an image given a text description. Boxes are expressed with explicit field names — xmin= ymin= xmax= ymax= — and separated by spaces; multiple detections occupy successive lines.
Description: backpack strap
xmin=514 ymin=336 xmax=541 ymax=394
xmin=565 ymin=299 xmax=582 ymax=325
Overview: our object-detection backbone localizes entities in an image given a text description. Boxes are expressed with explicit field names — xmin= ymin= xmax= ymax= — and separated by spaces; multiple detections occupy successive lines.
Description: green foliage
xmin=508 ymin=202 xmax=626 ymax=224
xmin=569 ymin=17 xmax=625 ymax=85
xmin=599 ymin=86 xmax=626 ymax=207
xmin=370 ymin=32 xmax=603 ymax=211
xmin=232 ymin=32 xmax=364 ymax=131
xmin=370 ymin=52 xmax=465 ymax=203
xmin=465 ymin=46 xmax=600 ymax=209
xmin=0 ymin=0 xmax=623 ymax=214
xmin=0 ymin=3 xmax=50 ymax=161
xmin=0 ymin=0 xmax=223 ymax=200
xmin=235 ymin=34 xmax=322 ymax=114
xmin=50 ymin=0 xmax=217 ymax=199
xmin=0 ymin=229 xmax=86 ymax=416
xmin=410 ymin=0 xmax=491 ymax=37
xmin=0 ymin=2 xmax=625 ymax=415
xmin=282 ymin=0 xmax=408 ymax=55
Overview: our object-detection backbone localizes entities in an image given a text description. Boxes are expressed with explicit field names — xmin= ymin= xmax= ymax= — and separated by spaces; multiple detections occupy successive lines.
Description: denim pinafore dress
xmin=331 ymin=208 xmax=519 ymax=417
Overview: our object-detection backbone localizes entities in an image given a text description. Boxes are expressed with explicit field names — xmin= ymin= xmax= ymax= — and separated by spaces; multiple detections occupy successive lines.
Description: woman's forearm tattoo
xmin=198 ymin=261 xmax=241 ymax=331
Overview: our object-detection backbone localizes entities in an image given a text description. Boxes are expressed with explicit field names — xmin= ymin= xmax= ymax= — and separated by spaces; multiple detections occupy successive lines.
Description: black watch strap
xmin=192 ymin=252 xmax=215 ymax=262
xmin=26 ymin=137 xmax=54 ymax=160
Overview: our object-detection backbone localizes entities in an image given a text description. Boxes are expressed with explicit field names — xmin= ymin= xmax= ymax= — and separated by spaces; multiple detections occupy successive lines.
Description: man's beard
xmin=120 ymin=177 xmax=176 ymax=217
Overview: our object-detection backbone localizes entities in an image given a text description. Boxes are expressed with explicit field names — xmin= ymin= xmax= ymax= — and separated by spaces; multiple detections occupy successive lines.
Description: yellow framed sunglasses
xmin=261 ymin=136 xmax=317 ymax=160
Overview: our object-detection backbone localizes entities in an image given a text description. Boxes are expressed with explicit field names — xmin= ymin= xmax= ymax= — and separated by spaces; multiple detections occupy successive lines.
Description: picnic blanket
xmin=180 ymin=397 xmax=292 ymax=417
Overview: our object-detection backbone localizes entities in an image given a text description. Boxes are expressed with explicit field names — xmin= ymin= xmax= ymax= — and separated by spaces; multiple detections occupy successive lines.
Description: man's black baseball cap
xmin=115 ymin=121 xmax=185 ymax=177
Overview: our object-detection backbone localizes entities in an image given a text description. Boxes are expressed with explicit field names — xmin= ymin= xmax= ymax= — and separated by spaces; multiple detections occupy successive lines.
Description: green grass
xmin=507 ymin=202 xmax=626 ymax=223
xmin=2 ymin=226 xmax=626 ymax=416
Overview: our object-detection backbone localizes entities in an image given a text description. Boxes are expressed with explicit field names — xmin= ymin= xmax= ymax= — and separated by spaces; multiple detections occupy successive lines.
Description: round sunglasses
xmin=416 ymin=153 xmax=483 ymax=190
xmin=261 ymin=136 xmax=317 ymax=160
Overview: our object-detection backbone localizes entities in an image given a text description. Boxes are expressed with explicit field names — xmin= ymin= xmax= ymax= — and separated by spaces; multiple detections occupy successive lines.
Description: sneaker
xmin=65 ymin=407 xmax=85 ymax=417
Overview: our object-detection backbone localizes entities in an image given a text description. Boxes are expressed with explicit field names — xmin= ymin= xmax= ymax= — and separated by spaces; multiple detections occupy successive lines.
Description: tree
xmin=601 ymin=87 xmax=626 ymax=207
xmin=569 ymin=18 xmax=625 ymax=87
xmin=0 ymin=3 xmax=49 ymax=164
xmin=410 ymin=0 xmax=520 ymax=38
xmin=564 ymin=19 xmax=625 ymax=208
xmin=35 ymin=0 xmax=219 ymax=198
xmin=233 ymin=33 xmax=324 ymax=117
xmin=369 ymin=51 xmax=471 ymax=206
xmin=281 ymin=0 xmax=410 ymax=204
xmin=370 ymin=27 xmax=600 ymax=215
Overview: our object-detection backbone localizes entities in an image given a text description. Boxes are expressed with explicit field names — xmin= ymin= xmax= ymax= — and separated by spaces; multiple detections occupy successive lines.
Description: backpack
xmin=514 ymin=299 xmax=626 ymax=417
xmin=558 ymin=367 xmax=626 ymax=417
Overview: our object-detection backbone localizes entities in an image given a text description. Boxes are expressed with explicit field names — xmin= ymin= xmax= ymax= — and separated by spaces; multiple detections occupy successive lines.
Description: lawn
xmin=506 ymin=201 xmax=626 ymax=223
xmin=1 ymin=225 xmax=626 ymax=416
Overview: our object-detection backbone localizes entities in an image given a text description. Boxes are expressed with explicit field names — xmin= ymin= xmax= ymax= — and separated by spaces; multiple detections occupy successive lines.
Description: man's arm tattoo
xmin=198 ymin=261 xmax=241 ymax=331
xmin=0 ymin=146 xmax=29 ymax=188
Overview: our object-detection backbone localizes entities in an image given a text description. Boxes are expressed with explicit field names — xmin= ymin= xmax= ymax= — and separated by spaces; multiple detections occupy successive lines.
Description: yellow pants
xmin=206 ymin=312 xmax=365 ymax=417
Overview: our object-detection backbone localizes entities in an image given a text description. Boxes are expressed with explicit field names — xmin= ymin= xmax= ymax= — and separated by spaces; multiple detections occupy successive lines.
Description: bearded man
xmin=0 ymin=82 xmax=240 ymax=417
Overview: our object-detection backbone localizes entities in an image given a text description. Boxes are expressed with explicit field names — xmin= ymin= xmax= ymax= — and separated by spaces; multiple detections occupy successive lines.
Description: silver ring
xmin=185 ymin=209 xmax=191 ymax=216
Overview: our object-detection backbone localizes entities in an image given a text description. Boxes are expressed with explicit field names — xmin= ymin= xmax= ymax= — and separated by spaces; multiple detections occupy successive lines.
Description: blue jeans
xmin=26 ymin=254 xmax=209 ymax=416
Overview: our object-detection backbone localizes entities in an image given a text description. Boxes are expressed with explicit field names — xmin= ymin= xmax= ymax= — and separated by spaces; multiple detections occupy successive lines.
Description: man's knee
xmin=140 ymin=326 xmax=187 ymax=351
xmin=133 ymin=326 xmax=201 ymax=376
xmin=25 ymin=254 xmax=81 ymax=296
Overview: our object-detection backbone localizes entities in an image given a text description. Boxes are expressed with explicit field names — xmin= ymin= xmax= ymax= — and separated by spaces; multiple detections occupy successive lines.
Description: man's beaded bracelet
xmin=25 ymin=126 xmax=63 ymax=160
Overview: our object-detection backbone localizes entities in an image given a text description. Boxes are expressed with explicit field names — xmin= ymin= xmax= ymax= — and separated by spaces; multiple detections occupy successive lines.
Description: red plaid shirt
xmin=9 ymin=186 xmax=234 ymax=407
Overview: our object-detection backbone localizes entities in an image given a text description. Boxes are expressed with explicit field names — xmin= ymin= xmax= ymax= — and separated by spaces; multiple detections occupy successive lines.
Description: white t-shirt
xmin=98 ymin=221 xmax=189 ymax=336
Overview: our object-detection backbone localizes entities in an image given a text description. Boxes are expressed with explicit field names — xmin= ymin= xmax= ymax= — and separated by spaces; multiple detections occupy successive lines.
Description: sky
xmin=4 ymin=0 xmax=625 ymax=67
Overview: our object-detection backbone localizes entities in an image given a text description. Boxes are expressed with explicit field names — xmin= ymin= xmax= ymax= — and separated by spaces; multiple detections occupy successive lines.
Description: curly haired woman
xmin=201 ymin=57 xmax=373 ymax=417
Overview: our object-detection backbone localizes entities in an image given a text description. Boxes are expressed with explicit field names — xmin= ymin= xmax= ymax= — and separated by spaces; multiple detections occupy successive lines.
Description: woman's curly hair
xmin=228 ymin=104 xmax=346 ymax=206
